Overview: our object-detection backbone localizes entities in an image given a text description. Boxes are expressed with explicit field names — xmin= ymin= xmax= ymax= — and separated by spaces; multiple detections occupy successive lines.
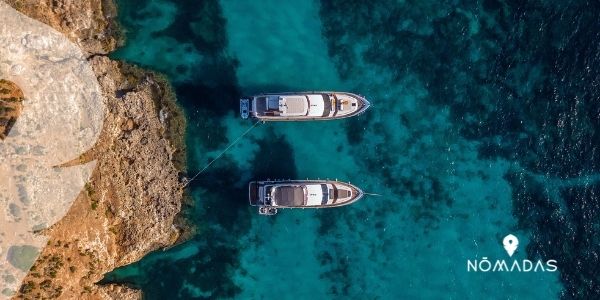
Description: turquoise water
xmin=104 ymin=0 xmax=600 ymax=298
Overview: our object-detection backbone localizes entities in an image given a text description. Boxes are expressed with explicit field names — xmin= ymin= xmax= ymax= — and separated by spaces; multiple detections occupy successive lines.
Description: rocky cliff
xmin=3 ymin=0 xmax=187 ymax=298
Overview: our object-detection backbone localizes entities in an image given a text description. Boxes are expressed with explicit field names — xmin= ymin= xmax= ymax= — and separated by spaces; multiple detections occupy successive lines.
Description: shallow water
xmin=104 ymin=0 xmax=600 ymax=298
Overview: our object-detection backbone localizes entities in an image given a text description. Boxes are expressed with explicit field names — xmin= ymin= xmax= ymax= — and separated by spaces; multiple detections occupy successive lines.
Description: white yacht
xmin=240 ymin=92 xmax=370 ymax=121
xmin=249 ymin=180 xmax=364 ymax=215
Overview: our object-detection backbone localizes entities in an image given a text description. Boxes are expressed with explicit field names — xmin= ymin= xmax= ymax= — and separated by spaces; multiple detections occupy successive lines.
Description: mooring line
xmin=184 ymin=120 xmax=262 ymax=187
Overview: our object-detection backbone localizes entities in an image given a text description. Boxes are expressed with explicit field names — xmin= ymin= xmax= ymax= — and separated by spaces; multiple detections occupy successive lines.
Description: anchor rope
xmin=184 ymin=120 xmax=262 ymax=187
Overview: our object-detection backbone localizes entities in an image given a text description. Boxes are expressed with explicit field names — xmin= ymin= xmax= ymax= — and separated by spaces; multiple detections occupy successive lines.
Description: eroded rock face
xmin=0 ymin=80 xmax=24 ymax=140
xmin=2 ymin=1 xmax=186 ymax=299
xmin=97 ymin=284 xmax=142 ymax=300
xmin=4 ymin=0 xmax=119 ymax=55
xmin=86 ymin=56 xmax=185 ymax=264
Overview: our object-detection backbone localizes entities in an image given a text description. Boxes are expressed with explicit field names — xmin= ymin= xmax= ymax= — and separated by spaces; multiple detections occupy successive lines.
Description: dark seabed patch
xmin=508 ymin=172 xmax=600 ymax=298
xmin=320 ymin=0 xmax=600 ymax=297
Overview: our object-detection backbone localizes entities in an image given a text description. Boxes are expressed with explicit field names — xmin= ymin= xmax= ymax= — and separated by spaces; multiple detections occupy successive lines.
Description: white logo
xmin=466 ymin=234 xmax=557 ymax=273
xmin=503 ymin=234 xmax=519 ymax=257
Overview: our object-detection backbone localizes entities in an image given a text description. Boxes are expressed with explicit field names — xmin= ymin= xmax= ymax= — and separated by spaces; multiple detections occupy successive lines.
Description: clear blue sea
xmin=103 ymin=0 xmax=600 ymax=298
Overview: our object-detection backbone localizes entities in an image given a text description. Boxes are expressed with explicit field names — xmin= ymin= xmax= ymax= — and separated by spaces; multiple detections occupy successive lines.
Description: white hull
xmin=241 ymin=92 xmax=370 ymax=121
xmin=249 ymin=179 xmax=364 ymax=215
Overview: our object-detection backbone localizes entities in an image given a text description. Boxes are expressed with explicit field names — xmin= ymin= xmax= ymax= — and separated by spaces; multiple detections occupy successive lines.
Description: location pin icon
xmin=503 ymin=234 xmax=519 ymax=257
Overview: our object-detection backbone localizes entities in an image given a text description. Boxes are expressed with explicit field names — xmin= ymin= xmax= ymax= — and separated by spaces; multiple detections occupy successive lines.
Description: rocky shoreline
xmin=4 ymin=0 xmax=188 ymax=298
